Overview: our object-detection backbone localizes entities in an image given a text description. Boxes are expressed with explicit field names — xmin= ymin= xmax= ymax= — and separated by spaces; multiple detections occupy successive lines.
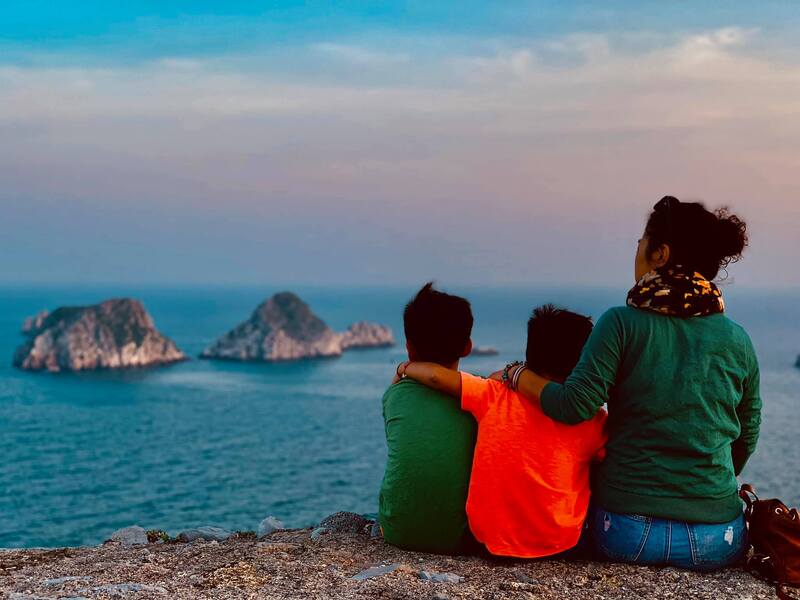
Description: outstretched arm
xmin=488 ymin=365 xmax=550 ymax=400
xmin=491 ymin=308 xmax=624 ymax=425
xmin=395 ymin=361 xmax=462 ymax=398
xmin=515 ymin=369 xmax=551 ymax=402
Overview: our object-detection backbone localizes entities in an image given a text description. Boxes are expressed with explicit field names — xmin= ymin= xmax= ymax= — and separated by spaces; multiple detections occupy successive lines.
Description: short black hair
xmin=403 ymin=282 xmax=473 ymax=364
xmin=645 ymin=196 xmax=748 ymax=280
xmin=526 ymin=304 xmax=593 ymax=381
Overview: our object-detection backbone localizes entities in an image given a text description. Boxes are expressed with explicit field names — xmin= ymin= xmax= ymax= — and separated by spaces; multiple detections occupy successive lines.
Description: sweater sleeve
xmin=540 ymin=308 xmax=625 ymax=425
xmin=731 ymin=343 xmax=762 ymax=475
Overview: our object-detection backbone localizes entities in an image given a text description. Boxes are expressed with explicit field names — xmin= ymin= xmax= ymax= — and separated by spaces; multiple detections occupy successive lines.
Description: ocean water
xmin=0 ymin=284 xmax=798 ymax=548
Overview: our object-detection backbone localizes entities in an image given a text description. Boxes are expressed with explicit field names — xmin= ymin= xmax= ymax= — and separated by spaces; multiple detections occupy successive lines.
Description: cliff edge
xmin=0 ymin=522 xmax=774 ymax=599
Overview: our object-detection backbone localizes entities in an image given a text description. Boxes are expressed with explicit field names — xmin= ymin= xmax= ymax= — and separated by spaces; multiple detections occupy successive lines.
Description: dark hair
xmin=526 ymin=304 xmax=593 ymax=381
xmin=645 ymin=196 xmax=748 ymax=280
xmin=403 ymin=282 xmax=473 ymax=364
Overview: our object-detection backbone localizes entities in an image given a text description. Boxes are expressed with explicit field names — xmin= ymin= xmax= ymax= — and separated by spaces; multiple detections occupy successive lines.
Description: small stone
xmin=257 ymin=516 xmax=284 ymax=538
xmin=500 ymin=581 xmax=539 ymax=592
xmin=319 ymin=511 xmax=370 ymax=534
xmin=369 ymin=521 xmax=383 ymax=539
xmin=86 ymin=583 xmax=168 ymax=595
xmin=433 ymin=594 xmax=452 ymax=600
xmin=42 ymin=575 xmax=93 ymax=587
xmin=108 ymin=525 xmax=148 ymax=546
xmin=177 ymin=526 xmax=232 ymax=542
xmin=310 ymin=527 xmax=329 ymax=541
xmin=352 ymin=563 xmax=404 ymax=581
xmin=513 ymin=569 xmax=538 ymax=584
xmin=257 ymin=541 xmax=301 ymax=554
xmin=419 ymin=570 xmax=464 ymax=584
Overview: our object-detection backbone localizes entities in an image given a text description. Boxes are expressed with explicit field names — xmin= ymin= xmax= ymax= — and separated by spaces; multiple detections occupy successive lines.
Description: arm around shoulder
xmin=400 ymin=362 xmax=462 ymax=398
xmin=529 ymin=308 xmax=625 ymax=425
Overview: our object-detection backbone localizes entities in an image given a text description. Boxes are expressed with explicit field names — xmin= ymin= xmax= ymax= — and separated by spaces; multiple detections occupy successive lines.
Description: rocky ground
xmin=0 ymin=513 xmax=779 ymax=600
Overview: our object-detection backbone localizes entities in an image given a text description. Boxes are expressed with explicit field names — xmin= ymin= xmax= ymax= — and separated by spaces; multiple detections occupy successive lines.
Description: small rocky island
xmin=14 ymin=298 xmax=186 ymax=372
xmin=200 ymin=292 xmax=394 ymax=362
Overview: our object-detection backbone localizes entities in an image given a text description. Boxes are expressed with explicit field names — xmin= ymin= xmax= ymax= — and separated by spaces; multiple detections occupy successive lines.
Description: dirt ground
xmin=0 ymin=527 xmax=777 ymax=600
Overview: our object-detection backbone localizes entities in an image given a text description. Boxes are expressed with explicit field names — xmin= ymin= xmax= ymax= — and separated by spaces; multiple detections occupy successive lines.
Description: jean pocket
xmin=592 ymin=509 xmax=653 ymax=562
xmin=688 ymin=516 xmax=747 ymax=568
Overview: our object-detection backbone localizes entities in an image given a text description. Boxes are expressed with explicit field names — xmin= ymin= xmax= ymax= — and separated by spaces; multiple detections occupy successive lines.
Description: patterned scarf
xmin=627 ymin=267 xmax=725 ymax=318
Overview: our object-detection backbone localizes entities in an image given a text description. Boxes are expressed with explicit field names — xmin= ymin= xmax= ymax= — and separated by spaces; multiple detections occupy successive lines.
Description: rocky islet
xmin=14 ymin=292 xmax=394 ymax=371
xmin=200 ymin=291 xmax=394 ymax=362
xmin=13 ymin=299 xmax=186 ymax=372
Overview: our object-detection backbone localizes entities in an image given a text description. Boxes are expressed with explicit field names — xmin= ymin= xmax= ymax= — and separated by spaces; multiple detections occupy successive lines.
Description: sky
xmin=1 ymin=1 xmax=799 ymax=288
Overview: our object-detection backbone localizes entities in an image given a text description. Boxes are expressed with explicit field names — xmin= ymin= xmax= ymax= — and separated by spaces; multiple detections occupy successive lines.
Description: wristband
xmin=511 ymin=363 xmax=527 ymax=391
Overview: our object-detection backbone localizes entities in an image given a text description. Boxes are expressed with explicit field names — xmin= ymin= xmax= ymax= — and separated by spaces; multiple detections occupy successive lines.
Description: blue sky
xmin=3 ymin=2 xmax=800 ymax=61
xmin=1 ymin=2 xmax=799 ymax=287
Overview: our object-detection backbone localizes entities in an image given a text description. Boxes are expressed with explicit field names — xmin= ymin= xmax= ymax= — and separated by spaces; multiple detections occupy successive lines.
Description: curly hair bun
xmin=713 ymin=208 xmax=748 ymax=268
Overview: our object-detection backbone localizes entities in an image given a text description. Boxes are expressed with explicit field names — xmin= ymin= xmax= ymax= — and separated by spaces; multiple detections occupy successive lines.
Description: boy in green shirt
xmin=379 ymin=282 xmax=477 ymax=554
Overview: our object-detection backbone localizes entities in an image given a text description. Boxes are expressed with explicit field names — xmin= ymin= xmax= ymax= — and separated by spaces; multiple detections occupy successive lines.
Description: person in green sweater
xmin=379 ymin=283 xmax=478 ymax=554
xmin=496 ymin=196 xmax=761 ymax=570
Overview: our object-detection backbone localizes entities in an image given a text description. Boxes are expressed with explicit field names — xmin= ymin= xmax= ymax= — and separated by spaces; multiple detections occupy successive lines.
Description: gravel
xmin=0 ymin=528 xmax=778 ymax=599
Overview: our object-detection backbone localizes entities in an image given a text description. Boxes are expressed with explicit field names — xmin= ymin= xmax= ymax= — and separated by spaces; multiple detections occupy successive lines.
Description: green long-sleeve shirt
xmin=541 ymin=305 xmax=761 ymax=523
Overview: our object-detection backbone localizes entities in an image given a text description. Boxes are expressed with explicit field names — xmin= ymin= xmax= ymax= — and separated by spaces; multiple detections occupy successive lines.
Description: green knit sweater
xmin=541 ymin=305 xmax=761 ymax=523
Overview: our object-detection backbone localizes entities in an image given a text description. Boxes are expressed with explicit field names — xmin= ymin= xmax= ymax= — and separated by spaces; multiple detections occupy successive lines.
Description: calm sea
xmin=0 ymin=285 xmax=798 ymax=548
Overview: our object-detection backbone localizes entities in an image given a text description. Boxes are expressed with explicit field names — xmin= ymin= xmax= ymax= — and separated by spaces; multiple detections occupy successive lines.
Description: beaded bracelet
xmin=502 ymin=361 xmax=523 ymax=387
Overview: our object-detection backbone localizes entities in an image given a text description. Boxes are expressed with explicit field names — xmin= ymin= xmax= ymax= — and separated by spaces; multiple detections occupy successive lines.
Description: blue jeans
xmin=589 ymin=505 xmax=747 ymax=571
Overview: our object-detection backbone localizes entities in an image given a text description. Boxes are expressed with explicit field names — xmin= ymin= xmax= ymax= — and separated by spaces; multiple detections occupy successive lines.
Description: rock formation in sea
xmin=796 ymin=354 xmax=800 ymax=368
xmin=14 ymin=298 xmax=187 ymax=372
xmin=200 ymin=292 xmax=394 ymax=362
xmin=339 ymin=321 xmax=394 ymax=350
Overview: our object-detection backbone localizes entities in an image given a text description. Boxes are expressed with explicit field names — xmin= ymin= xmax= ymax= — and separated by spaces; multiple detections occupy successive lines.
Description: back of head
xmin=526 ymin=304 xmax=593 ymax=382
xmin=403 ymin=282 xmax=473 ymax=365
xmin=645 ymin=196 xmax=749 ymax=280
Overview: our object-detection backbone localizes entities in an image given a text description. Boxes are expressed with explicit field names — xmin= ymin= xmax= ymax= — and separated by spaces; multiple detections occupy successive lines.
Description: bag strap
xmin=740 ymin=483 xmax=759 ymax=508
xmin=740 ymin=483 xmax=759 ymax=522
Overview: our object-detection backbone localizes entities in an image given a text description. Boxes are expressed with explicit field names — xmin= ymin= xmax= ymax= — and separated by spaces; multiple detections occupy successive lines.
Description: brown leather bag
xmin=740 ymin=484 xmax=800 ymax=600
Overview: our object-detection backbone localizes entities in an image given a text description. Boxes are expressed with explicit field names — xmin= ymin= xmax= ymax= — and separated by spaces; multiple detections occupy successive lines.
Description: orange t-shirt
xmin=460 ymin=372 xmax=607 ymax=558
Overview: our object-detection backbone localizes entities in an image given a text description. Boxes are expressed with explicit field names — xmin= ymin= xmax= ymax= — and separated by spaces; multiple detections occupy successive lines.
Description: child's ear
xmin=460 ymin=339 xmax=473 ymax=358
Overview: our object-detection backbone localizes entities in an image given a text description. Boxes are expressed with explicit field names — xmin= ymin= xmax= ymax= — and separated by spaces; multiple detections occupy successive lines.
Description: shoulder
xmin=587 ymin=305 xmax=634 ymax=338
xmin=385 ymin=378 xmax=467 ymax=409
xmin=383 ymin=379 xmax=422 ymax=409
xmin=384 ymin=378 xmax=437 ymax=401
xmin=717 ymin=313 xmax=752 ymax=340
xmin=460 ymin=371 xmax=503 ymax=396
xmin=715 ymin=313 xmax=758 ymax=363
xmin=600 ymin=305 xmax=645 ymax=323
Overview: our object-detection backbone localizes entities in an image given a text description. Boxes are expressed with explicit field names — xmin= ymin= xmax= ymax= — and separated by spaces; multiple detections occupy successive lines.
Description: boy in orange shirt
xmin=395 ymin=304 xmax=606 ymax=558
